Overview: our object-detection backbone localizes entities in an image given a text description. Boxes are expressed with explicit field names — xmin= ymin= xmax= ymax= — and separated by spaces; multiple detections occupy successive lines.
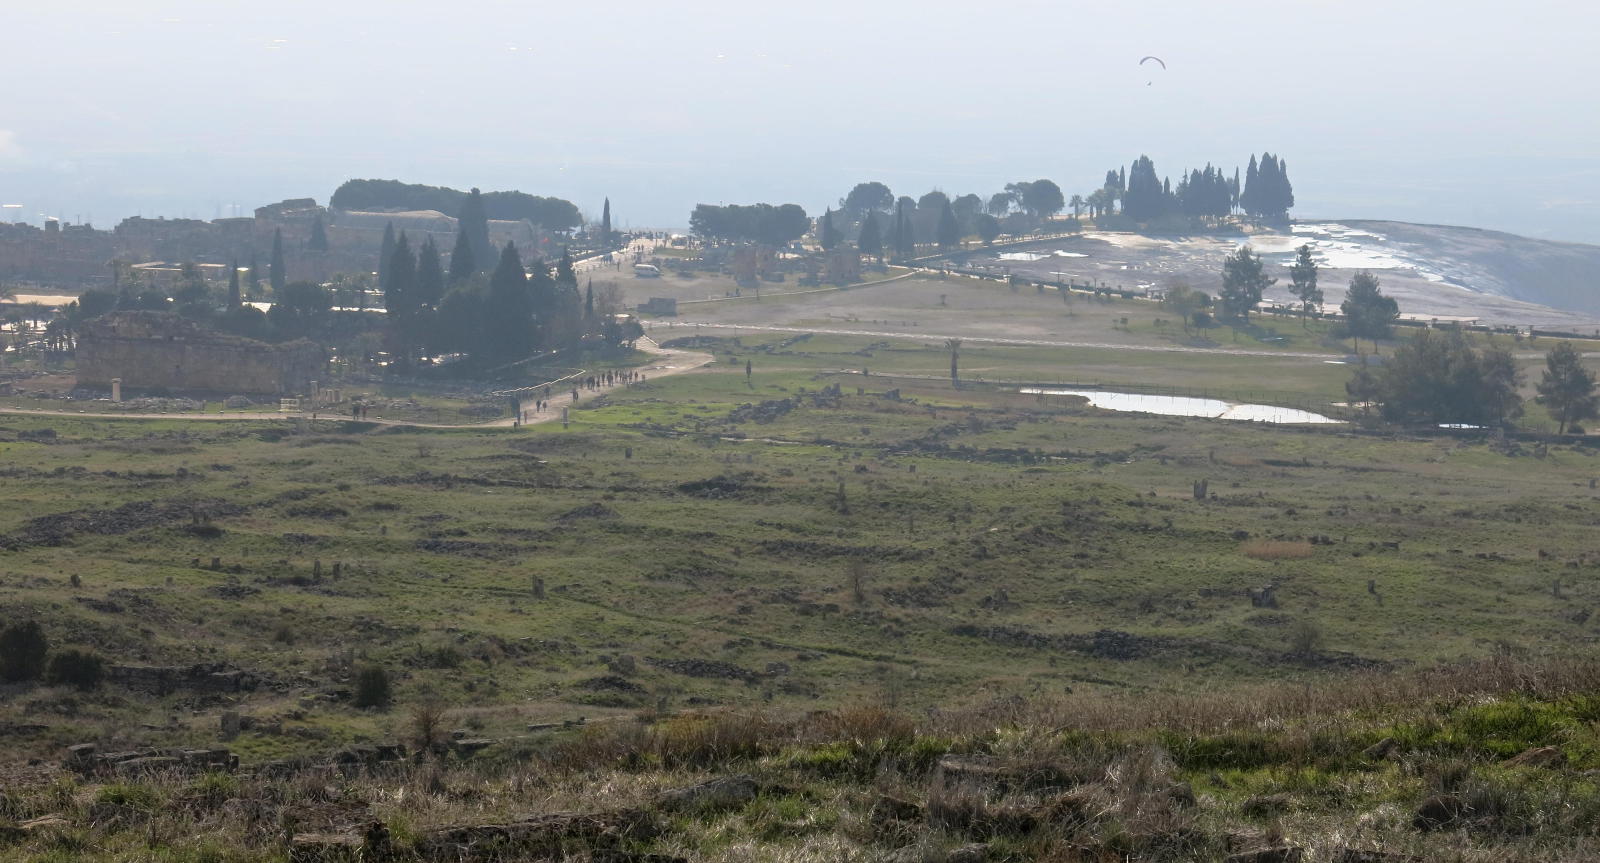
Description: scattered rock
xmin=657 ymin=776 xmax=759 ymax=813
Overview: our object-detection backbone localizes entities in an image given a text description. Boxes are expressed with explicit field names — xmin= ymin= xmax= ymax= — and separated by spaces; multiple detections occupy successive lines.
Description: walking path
xmin=0 ymin=337 xmax=712 ymax=429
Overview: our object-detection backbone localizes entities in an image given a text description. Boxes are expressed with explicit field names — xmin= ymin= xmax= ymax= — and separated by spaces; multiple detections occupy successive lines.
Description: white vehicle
xmin=633 ymin=263 xmax=661 ymax=278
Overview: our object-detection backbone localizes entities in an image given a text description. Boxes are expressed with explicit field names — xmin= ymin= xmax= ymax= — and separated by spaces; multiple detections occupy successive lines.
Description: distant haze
xmin=3 ymin=0 xmax=1597 ymax=242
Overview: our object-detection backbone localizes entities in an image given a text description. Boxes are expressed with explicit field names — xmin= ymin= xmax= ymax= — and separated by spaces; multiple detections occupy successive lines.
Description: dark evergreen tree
xmin=416 ymin=236 xmax=445 ymax=309
xmin=841 ymin=182 xmax=894 ymax=217
xmin=858 ymin=211 xmax=883 ymax=261
xmin=248 ymin=252 xmax=261 ymax=296
xmin=819 ymin=207 xmax=840 ymax=251
xmin=976 ymin=214 xmax=1001 ymax=245
xmin=936 ymin=200 xmax=961 ymax=250
xmin=600 ymin=197 xmax=613 ymax=245
xmin=486 ymin=243 xmax=534 ymax=361
xmin=1219 ymin=245 xmax=1275 ymax=320
xmin=1288 ymin=244 xmax=1322 ymax=324
xmin=1372 ymin=329 xmax=1521 ymax=426
xmin=448 ymin=229 xmax=474 ymax=285
xmin=892 ymin=200 xmax=915 ymax=261
xmin=1537 ymin=341 xmax=1600 ymax=434
xmin=1341 ymin=271 xmax=1399 ymax=351
xmin=385 ymin=232 xmax=417 ymax=319
xmin=309 ymin=214 xmax=329 ymax=251
xmin=228 ymin=259 xmax=241 ymax=309
xmin=458 ymin=188 xmax=493 ymax=275
xmin=270 ymin=228 xmax=286 ymax=294
xmin=556 ymin=247 xmax=577 ymax=291
xmin=378 ymin=223 xmax=396 ymax=292
xmin=1241 ymin=155 xmax=1261 ymax=217
xmin=584 ymin=280 xmax=595 ymax=323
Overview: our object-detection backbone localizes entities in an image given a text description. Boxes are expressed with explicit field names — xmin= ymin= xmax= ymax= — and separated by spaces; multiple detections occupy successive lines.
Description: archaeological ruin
xmin=76 ymin=311 xmax=322 ymax=395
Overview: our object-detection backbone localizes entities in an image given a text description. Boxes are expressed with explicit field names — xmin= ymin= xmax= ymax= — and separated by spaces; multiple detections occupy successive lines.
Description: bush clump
xmin=46 ymin=648 xmax=105 ymax=691
xmin=354 ymin=665 xmax=392 ymax=709
xmin=0 ymin=621 xmax=48 ymax=682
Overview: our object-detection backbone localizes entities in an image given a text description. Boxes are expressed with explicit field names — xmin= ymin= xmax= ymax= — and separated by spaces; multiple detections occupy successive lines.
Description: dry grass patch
xmin=1242 ymin=539 xmax=1314 ymax=560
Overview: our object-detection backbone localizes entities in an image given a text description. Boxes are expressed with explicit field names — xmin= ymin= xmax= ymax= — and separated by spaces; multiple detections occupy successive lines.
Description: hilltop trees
xmin=891 ymin=200 xmax=916 ymax=261
xmin=448 ymin=230 xmax=475 ymax=285
xmin=858 ymin=212 xmax=883 ymax=261
xmin=842 ymin=182 xmax=894 ymax=217
xmin=936 ymin=200 xmax=961 ymax=250
xmin=689 ymin=203 xmax=809 ymax=246
xmin=819 ymin=208 xmax=841 ymax=251
xmin=976 ymin=214 xmax=1001 ymax=245
xmin=1288 ymin=244 xmax=1322 ymax=325
xmin=1537 ymin=341 xmax=1599 ymax=434
xmin=331 ymin=179 xmax=581 ymax=230
xmin=1005 ymin=180 xmax=1064 ymax=219
xmin=1341 ymin=271 xmax=1399 ymax=351
xmin=1242 ymin=153 xmax=1294 ymax=221
xmin=1219 ymin=245 xmax=1274 ymax=320
xmin=486 ymin=243 xmax=534 ymax=362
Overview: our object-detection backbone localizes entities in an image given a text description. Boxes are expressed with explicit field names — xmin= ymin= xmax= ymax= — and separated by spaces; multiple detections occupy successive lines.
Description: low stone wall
xmin=77 ymin=311 xmax=321 ymax=395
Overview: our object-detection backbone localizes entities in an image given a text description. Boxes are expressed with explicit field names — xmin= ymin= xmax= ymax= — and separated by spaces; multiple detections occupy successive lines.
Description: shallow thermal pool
xmin=1020 ymin=388 xmax=1341 ymax=424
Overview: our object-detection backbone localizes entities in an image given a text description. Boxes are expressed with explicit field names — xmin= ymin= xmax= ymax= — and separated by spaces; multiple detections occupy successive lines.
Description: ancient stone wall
xmin=77 ymin=311 xmax=321 ymax=395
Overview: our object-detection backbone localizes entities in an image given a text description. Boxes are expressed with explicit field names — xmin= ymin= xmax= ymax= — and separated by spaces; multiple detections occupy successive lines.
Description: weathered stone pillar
xmin=111 ymin=378 xmax=122 ymax=402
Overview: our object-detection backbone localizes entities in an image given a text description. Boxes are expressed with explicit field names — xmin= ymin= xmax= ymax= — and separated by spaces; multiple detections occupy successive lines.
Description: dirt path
xmin=0 ymin=337 xmax=713 ymax=429
xmin=654 ymin=321 xmax=1341 ymax=360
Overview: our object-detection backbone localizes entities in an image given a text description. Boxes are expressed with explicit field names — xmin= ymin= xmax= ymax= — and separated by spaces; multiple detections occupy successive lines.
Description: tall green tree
xmin=378 ymin=222 xmax=396 ymax=291
xmin=892 ymin=200 xmax=915 ymax=262
xmin=228 ymin=259 xmax=241 ymax=309
xmin=458 ymin=188 xmax=493 ymax=275
xmin=1219 ymin=245 xmax=1274 ymax=320
xmin=936 ymin=200 xmax=961 ymax=250
xmin=1371 ymin=328 xmax=1521 ymax=426
xmin=486 ymin=243 xmax=534 ymax=361
xmin=600 ymin=198 xmax=613 ymax=245
xmin=1536 ymin=341 xmax=1599 ymax=434
xmin=819 ymin=208 xmax=840 ymax=251
xmin=415 ymin=236 xmax=445 ymax=309
xmin=1288 ymin=244 xmax=1322 ymax=326
xmin=976 ymin=214 xmax=1001 ymax=245
xmin=248 ymin=252 xmax=261 ymax=297
xmin=309 ymin=214 xmax=329 ymax=251
xmin=385 ymin=233 xmax=416 ymax=319
xmin=270 ymin=228 xmax=286 ymax=295
xmin=1340 ymin=271 xmax=1399 ymax=352
xmin=267 ymin=281 xmax=333 ymax=340
xmin=858 ymin=212 xmax=883 ymax=261
xmin=841 ymin=182 xmax=893 ymax=217
xmin=447 ymin=229 xmax=474 ymax=285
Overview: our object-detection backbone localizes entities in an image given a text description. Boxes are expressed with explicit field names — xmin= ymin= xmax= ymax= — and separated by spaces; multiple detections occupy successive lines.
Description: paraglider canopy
xmin=1140 ymin=56 xmax=1166 ymax=85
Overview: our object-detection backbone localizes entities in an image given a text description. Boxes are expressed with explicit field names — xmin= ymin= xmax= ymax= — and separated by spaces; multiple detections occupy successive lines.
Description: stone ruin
xmin=76 ymin=311 xmax=321 ymax=396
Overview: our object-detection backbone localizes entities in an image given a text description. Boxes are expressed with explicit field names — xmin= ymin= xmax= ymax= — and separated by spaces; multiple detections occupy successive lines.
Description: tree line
xmin=330 ymin=179 xmax=583 ymax=231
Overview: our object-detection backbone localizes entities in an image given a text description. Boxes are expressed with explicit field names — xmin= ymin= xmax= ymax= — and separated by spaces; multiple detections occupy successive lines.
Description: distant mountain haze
xmin=1 ymin=0 xmax=1596 ymax=241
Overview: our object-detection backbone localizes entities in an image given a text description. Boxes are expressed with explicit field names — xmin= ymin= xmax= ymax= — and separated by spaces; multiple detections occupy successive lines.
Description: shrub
xmin=354 ymin=666 xmax=392 ymax=709
xmin=0 ymin=620 xmax=48 ymax=682
xmin=45 ymin=649 xmax=104 ymax=691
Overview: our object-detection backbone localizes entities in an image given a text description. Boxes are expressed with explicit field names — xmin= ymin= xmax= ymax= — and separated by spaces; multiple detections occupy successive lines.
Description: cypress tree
xmin=309 ymin=213 xmax=329 ymax=251
xmin=416 ymin=236 xmax=445 ymax=308
xmin=819 ymin=207 xmax=840 ymax=251
xmin=448 ymin=230 xmax=474 ymax=285
xmin=858 ymin=212 xmax=883 ymax=261
xmin=584 ymin=280 xmax=594 ymax=322
xmin=601 ymin=198 xmax=613 ymax=245
xmin=936 ymin=200 xmax=960 ymax=250
xmin=379 ymin=223 xmax=396 ymax=292
xmin=1242 ymin=155 xmax=1260 ymax=218
xmin=248 ymin=253 xmax=261 ymax=297
xmin=228 ymin=259 xmax=241 ymax=308
xmin=458 ymin=189 xmax=492 ymax=275
xmin=486 ymin=243 xmax=533 ymax=361
xmin=556 ymin=247 xmax=577 ymax=290
xmin=385 ymin=232 xmax=416 ymax=319
xmin=270 ymin=228 xmax=286 ymax=294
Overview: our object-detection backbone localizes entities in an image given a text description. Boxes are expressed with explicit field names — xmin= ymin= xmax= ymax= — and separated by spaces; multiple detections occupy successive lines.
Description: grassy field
xmin=4 ymin=324 xmax=1600 ymax=860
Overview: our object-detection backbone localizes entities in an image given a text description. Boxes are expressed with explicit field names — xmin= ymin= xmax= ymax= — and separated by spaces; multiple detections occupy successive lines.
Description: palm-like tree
xmin=1069 ymin=195 xmax=1085 ymax=219
xmin=945 ymin=338 xmax=962 ymax=386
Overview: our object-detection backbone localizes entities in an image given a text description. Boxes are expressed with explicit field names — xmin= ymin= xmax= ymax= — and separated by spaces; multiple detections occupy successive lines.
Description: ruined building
xmin=76 ymin=311 xmax=321 ymax=395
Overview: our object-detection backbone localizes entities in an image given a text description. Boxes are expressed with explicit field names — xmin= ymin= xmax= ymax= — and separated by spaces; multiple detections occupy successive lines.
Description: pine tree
xmin=858 ymin=212 xmax=883 ymax=261
xmin=309 ymin=214 xmax=329 ymax=251
xmin=228 ymin=259 xmax=241 ymax=308
xmin=936 ymin=200 xmax=960 ymax=250
xmin=819 ymin=207 xmax=840 ymax=251
xmin=1219 ymin=245 xmax=1275 ymax=320
xmin=458 ymin=188 xmax=492 ymax=275
xmin=584 ymin=280 xmax=595 ymax=323
xmin=1537 ymin=341 xmax=1600 ymax=434
xmin=556 ymin=247 xmax=577 ymax=290
xmin=600 ymin=198 xmax=613 ymax=245
xmin=270 ymin=228 xmax=286 ymax=294
xmin=1340 ymin=271 xmax=1399 ymax=352
xmin=448 ymin=230 xmax=474 ymax=285
xmin=379 ymin=223 xmax=396 ymax=292
xmin=1288 ymin=244 xmax=1322 ymax=325
xmin=416 ymin=236 xmax=445 ymax=309
xmin=1242 ymin=155 xmax=1260 ymax=218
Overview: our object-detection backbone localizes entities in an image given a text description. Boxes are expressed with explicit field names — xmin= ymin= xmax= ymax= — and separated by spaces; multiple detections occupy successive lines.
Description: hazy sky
xmin=2 ymin=0 xmax=1597 ymax=241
